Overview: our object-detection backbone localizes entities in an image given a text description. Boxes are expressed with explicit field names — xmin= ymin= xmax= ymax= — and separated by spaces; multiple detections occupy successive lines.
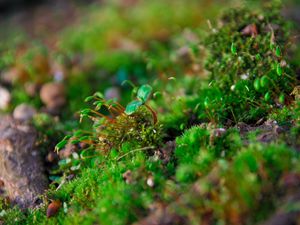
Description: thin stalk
xmin=116 ymin=146 xmax=156 ymax=161
xmin=90 ymin=109 xmax=114 ymax=122
xmin=144 ymin=104 xmax=158 ymax=124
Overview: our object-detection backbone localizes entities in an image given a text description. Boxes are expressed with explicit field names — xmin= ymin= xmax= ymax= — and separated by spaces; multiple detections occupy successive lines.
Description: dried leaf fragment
xmin=241 ymin=24 xmax=258 ymax=37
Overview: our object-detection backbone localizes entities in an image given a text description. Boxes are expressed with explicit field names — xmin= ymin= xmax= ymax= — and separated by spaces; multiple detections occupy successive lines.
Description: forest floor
xmin=0 ymin=0 xmax=300 ymax=224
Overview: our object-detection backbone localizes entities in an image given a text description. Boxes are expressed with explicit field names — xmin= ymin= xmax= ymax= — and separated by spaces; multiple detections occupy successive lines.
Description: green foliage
xmin=1 ymin=1 xmax=300 ymax=225
xmin=57 ymin=87 xmax=162 ymax=159
xmin=137 ymin=84 xmax=153 ymax=103
xmin=124 ymin=100 xmax=143 ymax=115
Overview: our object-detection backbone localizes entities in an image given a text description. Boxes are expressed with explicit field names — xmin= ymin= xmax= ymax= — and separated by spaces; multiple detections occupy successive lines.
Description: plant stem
xmin=144 ymin=104 xmax=158 ymax=124
xmin=116 ymin=146 xmax=156 ymax=161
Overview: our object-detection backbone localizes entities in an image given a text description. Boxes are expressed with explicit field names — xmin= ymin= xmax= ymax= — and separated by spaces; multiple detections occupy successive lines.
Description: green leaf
xmin=125 ymin=100 xmax=143 ymax=115
xmin=93 ymin=92 xmax=104 ymax=99
xmin=137 ymin=84 xmax=153 ymax=102
xmin=80 ymin=108 xmax=91 ymax=116
xmin=255 ymin=54 xmax=261 ymax=61
xmin=95 ymin=102 xmax=103 ymax=111
xmin=204 ymin=97 xmax=209 ymax=108
xmin=279 ymin=93 xmax=285 ymax=104
xmin=254 ymin=78 xmax=260 ymax=91
xmin=264 ymin=92 xmax=271 ymax=102
xmin=276 ymin=63 xmax=283 ymax=76
xmin=231 ymin=42 xmax=237 ymax=54
xmin=275 ymin=46 xmax=281 ymax=57
xmin=84 ymin=96 xmax=94 ymax=102
xmin=260 ymin=76 xmax=269 ymax=88
xmin=55 ymin=140 xmax=68 ymax=151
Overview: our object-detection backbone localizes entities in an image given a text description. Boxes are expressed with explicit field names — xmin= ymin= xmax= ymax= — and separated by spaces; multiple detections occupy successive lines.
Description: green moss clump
xmin=171 ymin=141 xmax=300 ymax=224
xmin=96 ymin=107 xmax=163 ymax=151
xmin=202 ymin=5 xmax=298 ymax=123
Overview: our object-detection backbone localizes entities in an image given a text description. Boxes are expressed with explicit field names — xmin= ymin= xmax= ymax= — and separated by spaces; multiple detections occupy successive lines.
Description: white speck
xmin=147 ymin=177 xmax=154 ymax=187
xmin=241 ymin=73 xmax=249 ymax=80
xmin=72 ymin=152 xmax=79 ymax=159
xmin=63 ymin=202 xmax=68 ymax=213
xmin=230 ymin=85 xmax=235 ymax=91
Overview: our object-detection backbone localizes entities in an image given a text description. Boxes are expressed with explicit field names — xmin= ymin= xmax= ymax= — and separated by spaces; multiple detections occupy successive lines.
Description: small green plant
xmin=125 ymin=84 xmax=158 ymax=124
xmin=56 ymin=84 xmax=162 ymax=157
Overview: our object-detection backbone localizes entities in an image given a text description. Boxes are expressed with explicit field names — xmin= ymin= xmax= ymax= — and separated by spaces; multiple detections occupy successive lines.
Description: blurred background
xmin=0 ymin=0 xmax=299 ymax=118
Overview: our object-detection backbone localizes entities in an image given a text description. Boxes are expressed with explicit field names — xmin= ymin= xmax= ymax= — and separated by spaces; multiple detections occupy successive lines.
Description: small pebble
xmin=40 ymin=82 xmax=66 ymax=109
xmin=13 ymin=104 xmax=36 ymax=122
xmin=147 ymin=176 xmax=154 ymax=187
xmin=0 ymin=86 xmax=11 ymax=110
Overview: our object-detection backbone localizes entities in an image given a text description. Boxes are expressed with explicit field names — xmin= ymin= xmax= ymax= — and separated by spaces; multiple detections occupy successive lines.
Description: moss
xmin=168 ymin=143 xmax=300 ymax=224
xmin=1 ymin=1 xmax=300 ymax=224
xmin=202 ymin=5 xmax=298 ymax=123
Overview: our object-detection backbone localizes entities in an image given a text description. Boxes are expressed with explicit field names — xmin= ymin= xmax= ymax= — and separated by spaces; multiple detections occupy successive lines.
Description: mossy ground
xmin=0 ymin=0 xmax=300 ymax=224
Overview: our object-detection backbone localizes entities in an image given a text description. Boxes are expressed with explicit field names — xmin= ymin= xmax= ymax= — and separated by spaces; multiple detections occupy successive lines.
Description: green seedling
xmin=260 ymin=76 xmax=269 ymax=88
xmin=264 ymin=92 xmax=271 ymax=102
xmin=275 ymin=46 xmax=281 ymax=57
xmin=254 ymin=78 xmax=260 ymax=91
xmin=276 ymin=63 xmax=283 ymax=76
xmin=125 ymin=84 xmax=157 ymax=124
xmin=279 ymin=93 xmax=285 ymax=104
xmin=231 ymin=42 xmax=237 ymax=55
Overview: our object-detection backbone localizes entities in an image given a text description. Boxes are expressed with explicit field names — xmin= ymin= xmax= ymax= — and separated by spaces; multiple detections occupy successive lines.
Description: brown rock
xmin=0 ymin=86 xmax=11 ymax=110
xmin=0 ymin=116 xmax=48 ymax=208
xmin=40 ymin=82 xmax=66 ymax=109
xmin=13 ymin=104 xmax=37 ymax=122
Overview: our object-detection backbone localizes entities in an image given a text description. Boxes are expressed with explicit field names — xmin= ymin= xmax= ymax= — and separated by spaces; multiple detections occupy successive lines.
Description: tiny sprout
xmin=153 ymin=91 xmax=162 ymax=98
xmin=180 ymin=123 xmax=185 ymax=130
xmin=254 ymin=78 xmax=260 ymax=91
xmin=137 ymin=84 xmax=153 ymax=102
xmin=231 ymin=42 xmax=237 ymax=54
xmin=264 ymin=92 xmax=271 ymax=101
xmin=55 ymin=139 xmax=68 ymax=152
xmin=279 ymin=93 xmax=285 ymax=104
xmin=260 ymin=76 xmax=268 ymax=88
xmin=275 ymin=46 xmax=281 ymax=57
xmin=245 ymin=85 xmax=250 ymax=92
xmin=270 ymin=42 xmax=275 ymax=50
xmin=255 ymin=54 xmax=262 ymax=61
xmin=125 ymin=84 xmax=157 ymax=124
xmin=93 ymin=92 xmax=104 ymax=99
xmin=276 ymin=63 xmax=283 ymax=76
xmin=204 ymin=97 xmax=209 ymax=108
xmin=84 ymin=96 xmax=94 ymax=102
